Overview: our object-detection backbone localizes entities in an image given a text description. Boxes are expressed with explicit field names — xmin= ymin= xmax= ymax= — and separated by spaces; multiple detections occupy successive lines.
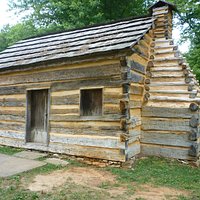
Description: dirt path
xmin=27 ymin=166 xmax=188 ymax=200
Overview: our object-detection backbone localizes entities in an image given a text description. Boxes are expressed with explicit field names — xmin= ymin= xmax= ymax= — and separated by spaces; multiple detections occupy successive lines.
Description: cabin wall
xmin=0 ymin=58 xmax=127 ymax=161
xmin=141 ymin=5 xmax=200 ymax=161
xmin=124 ymin=31 xmax=153 ymax=159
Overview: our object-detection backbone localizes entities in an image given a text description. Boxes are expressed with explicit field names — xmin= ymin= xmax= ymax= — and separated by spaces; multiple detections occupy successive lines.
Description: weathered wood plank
xmin=0 ymin=101 xmax=25 ymax=107
xmin=142 ymin=107 xmax=194 ymax=119
xmin=142 ymin=118 xmax=190 ymax=132
xmin=0 ymin=114 xmax=25 ymax=122
xmin=50 ymin=133 xmax=124 ymax=148
xmin=0 ymin=107 xmax=25 ymax=115
xmin=51 ymin=94 xmax=80 ymax=105
xmin=50 ymin=127 xmax=122 ymax=136
xmin=126 ymin=141 xmax=140 ymax=159
xmin=0 ymin=64 xmax=121 ymax=86
xmin=0 ymin=137 xmax=126 ymax=161
xmin=141 ymin=131 xmax=192 ymax=147
xmin=0 ymin=86 xmax=25 ymax=95
xmin=52 ymin=78 xmax=122 ymax=92
xmin=0 ymin=121 xmax=25 ymax=131
xmin=127 ymin=60 xmax=146 ymax=74
xmin=50 ymin=114 xmax=122 ymax=122
xmin=130 ymin=85 xmax=144 ymax=95
xmin=129 ymin=71 xmax=145 ymax=83
xmin=0 ymin=130 xmax=24 ymax=140
xmin=50 ymin=121 xmax=120 ymax=130
xmin=141 ymin=144 xmax=194 ymax=160
xmin=104 ymin=104 xmax=120 ymax=115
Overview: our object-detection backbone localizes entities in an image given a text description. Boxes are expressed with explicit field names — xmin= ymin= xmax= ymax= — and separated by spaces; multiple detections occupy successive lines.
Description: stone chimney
xmin=149 ymin=0 xmax=177 ymax=39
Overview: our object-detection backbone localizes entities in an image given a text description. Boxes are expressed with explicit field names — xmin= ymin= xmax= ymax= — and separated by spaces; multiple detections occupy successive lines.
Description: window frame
xmin=79 ymin=87 xmax=104 ymax=117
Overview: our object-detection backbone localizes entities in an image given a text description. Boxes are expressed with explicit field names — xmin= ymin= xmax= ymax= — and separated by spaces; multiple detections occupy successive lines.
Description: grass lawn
xmin=0 ymin=146 xmax=199 ymax=200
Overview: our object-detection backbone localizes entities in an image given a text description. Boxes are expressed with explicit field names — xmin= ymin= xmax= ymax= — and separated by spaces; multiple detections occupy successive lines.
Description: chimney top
xmin=149 ymin=0 xmax=177 ymax=13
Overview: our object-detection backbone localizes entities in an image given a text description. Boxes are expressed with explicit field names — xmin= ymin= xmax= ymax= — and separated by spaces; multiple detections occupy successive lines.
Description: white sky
xmin=0 ymin=0 xmax=190 ymax=53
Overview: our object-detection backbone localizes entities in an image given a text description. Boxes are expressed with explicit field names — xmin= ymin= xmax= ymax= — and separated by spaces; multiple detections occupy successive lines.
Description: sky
xmin=0 ymin=0 xmax=190 ymax=53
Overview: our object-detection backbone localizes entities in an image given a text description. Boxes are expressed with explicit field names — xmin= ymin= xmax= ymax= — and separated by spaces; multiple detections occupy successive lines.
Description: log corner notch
xmin=120 ymin=57 xmax=130 ymax=143
xmin=188 ymin=102 xmax=200 ymax=158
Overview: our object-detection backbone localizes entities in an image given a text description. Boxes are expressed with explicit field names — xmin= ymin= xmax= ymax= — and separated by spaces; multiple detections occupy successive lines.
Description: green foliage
xmin=9 ymin=0 xmax=150 ymax=29
xmin=186 ymin=44 xmax=200 ymax=80
xmin=0 ymin=0 xmax=152 ymax=52
xmin=168 ymin=0 xmax=200 ymax=80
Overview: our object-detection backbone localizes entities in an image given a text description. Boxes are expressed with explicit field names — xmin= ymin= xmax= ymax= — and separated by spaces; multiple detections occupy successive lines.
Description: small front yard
xmin=0 ymin=146 xmax=199 ymax=200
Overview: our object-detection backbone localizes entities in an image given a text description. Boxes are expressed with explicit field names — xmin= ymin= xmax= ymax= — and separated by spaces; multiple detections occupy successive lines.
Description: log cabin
xmin=0 ymin=0 xmax=199 ymax=163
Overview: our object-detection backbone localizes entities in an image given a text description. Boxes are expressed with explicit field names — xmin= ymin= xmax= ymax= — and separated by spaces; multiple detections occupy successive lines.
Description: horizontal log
xmin=51 ymin=94 xmax=80 ymax=105
xmin=50 ymin=121 xmax=120 ymax=130
xmin=0 ymin=121 xmax=25 ymax=131
xmin=0 ymin=101 xmax=25 ymax=107
xmin=0 ymin=63 xmax=121 ymax=86
xmin=0 ymin=137 xmax=126 ymax=161
xmin=0 ymin=86 xmax=25 ymax=95
xmin=52 ymin=78 xmax=122 ymax=92
xmin=142 ymin=107 xmax=194 ymax=119
xmin=141 ymin=143 xmax=194 ymax=160
xmin=50 ymin=127 xmax=123 ymax=136
xmin=50 ymin=133 xmax=124 ymax=149
xmin=0 ymin=130 xmax=24 ymax=140
xmin=142 ymin=118 xmax=190 ymax=132
xmin=0 ymin=114 xmax=25 ymax=122
xmin=50 ymin=114 xmax=122 ymax=122
xmin=150 ymin=96 xmax=200 ymax=103
xmin=141 ymin=131 xmax=192 ymax=147
xmin=0 ymin=107 xmax=25 ymax=115
xmin=104 ymin=104 xmax=120 ymax=115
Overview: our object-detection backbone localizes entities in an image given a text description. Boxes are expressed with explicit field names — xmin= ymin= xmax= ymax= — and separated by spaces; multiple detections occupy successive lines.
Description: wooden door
xmin=26 ymin=89 xmax=49 ymax=144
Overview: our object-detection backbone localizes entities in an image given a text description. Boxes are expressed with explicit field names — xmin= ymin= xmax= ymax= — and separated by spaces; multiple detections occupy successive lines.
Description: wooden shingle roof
xmin=0 ymin=16 xmax=154 ymax=70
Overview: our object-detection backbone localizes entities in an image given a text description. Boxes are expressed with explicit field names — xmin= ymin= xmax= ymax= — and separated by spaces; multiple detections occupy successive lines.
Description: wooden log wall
xmin=0 ymin=58 xmax=128 ymax=162
xmin=141 ymin=5 xmax=200 ymax=161
xmin=123 ymin=31 xmax=153 ymax=159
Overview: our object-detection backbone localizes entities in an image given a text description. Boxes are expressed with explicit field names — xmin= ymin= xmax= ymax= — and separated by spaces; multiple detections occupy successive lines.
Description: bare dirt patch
xmin=131 ymin=184 xmax=189 ymax=200
xmin=27 ymin=167 xmax=116 ymax=192
xmin=27 ymin=166 xmax=189 ymax=199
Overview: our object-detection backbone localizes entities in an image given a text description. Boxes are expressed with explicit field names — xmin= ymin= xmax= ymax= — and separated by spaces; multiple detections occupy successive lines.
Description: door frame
xmin=25 ymin=88 xmax=50 ymax=146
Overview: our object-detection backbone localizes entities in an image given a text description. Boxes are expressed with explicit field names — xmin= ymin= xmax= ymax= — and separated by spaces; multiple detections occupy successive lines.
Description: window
xmin=80 ymin=88 xmax=103 ymax=116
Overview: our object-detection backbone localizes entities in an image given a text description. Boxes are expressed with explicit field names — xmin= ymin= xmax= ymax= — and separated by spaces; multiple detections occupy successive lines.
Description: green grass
xmin=0 ymin=146 xmax=200 ymax=200
xmin=0 ymin=146 xmax=22 ymax=155
xmin=108 ymin=156 xmax=200 ymax=199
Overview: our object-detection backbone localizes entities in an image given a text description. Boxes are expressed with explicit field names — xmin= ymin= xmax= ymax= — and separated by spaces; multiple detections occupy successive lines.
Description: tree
xmin=9 ymin=0 xmax=150 ymax=29
xmin=0 ymin=0 xmax=152 ymax=52
xmin=168 ymin=0 xmax=200 ymax=80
